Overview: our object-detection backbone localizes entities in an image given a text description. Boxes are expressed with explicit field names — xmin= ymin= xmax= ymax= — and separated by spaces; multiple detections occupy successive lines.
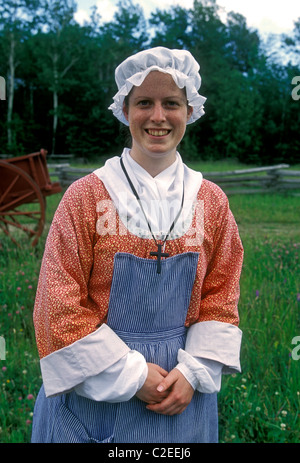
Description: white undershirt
xmin=94 ymin=148 xmax=202 ymax=241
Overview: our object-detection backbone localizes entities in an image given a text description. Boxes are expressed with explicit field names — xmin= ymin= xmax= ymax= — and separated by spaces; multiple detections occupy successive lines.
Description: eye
xmin=137 ymin=100 xmax=151 ymax=107
xmin=165 ymin=100 xmax=180 ymax=108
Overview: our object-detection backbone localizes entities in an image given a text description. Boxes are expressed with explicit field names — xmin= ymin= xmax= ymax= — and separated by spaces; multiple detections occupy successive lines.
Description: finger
xmin=147 ymin=363 xmax=168 ymax=377
xmin=146 ymin=395 xmax=187 ymax=416
xmin=148 ymin=372 xmax=194 ymax=415
xmin=147 ymin=388 xmax=182 ymax=415
xmin=156 ymin=366 xmax=169 ymax=377
xmin=156 ymin=369 xmax=179 ymax=392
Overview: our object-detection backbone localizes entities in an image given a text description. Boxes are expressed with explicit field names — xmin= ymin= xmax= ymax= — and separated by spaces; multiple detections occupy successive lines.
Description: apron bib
xmin=31 ymin=252 xmax=218 ymax=443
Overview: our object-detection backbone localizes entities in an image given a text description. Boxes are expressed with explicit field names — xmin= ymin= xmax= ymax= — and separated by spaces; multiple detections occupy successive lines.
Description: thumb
xmin=156 ymin=369 xmax=178 ymax=392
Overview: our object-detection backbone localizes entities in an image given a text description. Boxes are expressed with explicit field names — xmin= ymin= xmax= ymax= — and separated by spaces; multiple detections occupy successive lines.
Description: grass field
xmin=0 ymin=159 xmax=299 ymax=443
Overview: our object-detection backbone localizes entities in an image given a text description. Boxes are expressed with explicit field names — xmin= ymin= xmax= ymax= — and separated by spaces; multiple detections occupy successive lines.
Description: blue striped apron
xmin=31 ymin=252 xmax=218 ymax=443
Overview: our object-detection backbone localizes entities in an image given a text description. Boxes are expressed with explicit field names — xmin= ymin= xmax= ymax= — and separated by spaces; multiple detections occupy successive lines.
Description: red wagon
xmin=0 ymin=149 xmax=62 ymax=247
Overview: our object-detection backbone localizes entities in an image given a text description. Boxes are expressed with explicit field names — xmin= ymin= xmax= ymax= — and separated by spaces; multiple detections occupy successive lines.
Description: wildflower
xmin=281 ymin=410 xmax=288 ymax=417
xmin=255 ymin=290 xmax=259 ymax=297
xmin=297 ymin=294 xmax=300 ymax=302
xmin=26 ymin=394 xmax=34 ymax=400
xmin=2 ymin=366 xmax=7 ymax=372
xmin=16 ymin=287 xmax=21 ymax=291
xmin=256 ymin=407 xmax=261 ymax=412
xmin=280 ymin=423 xmax=286 ymax=430
xmin=28 ymin=285 xmax=33 ymax=290
xmin=26 ymin=420 xmax=32 ymax=426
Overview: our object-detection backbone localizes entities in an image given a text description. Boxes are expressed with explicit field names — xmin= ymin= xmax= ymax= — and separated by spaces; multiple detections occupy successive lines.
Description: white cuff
xmin=175 ymin=321 xmax=242 ymax=394
xmin=40 ymin=324 xmax=131 ymax=397
xmin=185 ymin=320 xmax=242 ymax=373
xmin=175 ymin=361 xmax=198 ymax=390
xmin=177 ymin=350 xmax=223 ymax=393
xmin=75 ymin=350 xmax=148 ymax=402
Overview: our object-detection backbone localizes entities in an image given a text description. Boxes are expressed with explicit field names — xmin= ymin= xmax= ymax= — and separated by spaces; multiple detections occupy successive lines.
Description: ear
xmin=123 ymin=101 xmax=129 ymax=121
xmin=187 ymin=105 xmax=193 ymax=122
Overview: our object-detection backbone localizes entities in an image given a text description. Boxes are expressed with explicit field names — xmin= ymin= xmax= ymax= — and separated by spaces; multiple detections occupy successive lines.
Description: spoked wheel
xmin=0 ymin=161 xmax=45 ymax=247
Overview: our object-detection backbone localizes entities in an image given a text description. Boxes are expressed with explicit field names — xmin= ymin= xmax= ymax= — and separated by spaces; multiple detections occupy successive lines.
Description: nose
xmin=151 ymin=103 xmax=166 ymax=123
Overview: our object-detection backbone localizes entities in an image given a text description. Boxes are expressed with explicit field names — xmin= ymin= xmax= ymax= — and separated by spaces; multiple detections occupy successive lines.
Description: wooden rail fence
xmin=48 ymin=162 xmax=300 ymax=195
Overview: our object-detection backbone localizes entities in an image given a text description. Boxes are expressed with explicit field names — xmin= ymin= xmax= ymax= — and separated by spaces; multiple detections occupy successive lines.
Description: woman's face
xmin=123 ymin=71 xmax=193 ymax=174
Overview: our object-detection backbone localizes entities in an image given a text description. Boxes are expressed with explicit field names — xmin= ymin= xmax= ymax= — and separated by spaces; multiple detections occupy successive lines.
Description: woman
xmin=31 ymin=47 xmax=243 ymax=443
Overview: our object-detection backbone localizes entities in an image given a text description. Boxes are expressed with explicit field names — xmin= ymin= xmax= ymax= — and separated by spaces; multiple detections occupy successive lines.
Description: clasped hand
xmin=135 ymin=362 xmax=194 ymax=416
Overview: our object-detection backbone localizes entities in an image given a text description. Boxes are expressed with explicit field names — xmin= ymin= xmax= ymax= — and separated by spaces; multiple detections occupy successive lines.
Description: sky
xmin=74 ymin=0 xmax=300 ymax=36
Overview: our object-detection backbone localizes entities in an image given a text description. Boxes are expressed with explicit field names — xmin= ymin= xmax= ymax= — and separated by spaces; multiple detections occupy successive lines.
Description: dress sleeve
xmin=176 ymin=186 xmax=244 ymax=392
xmin=199 ymin=189 xmax=244 ymax=326
xmin=33 ymin=177 xmax=147 ymax=399
xmin=33 ymin=177 xmax=101 ymax=357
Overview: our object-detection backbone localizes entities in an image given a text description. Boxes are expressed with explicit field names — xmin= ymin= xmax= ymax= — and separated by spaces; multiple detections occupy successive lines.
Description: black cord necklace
xmin=120 ymin=157 xmax=184 ymax=274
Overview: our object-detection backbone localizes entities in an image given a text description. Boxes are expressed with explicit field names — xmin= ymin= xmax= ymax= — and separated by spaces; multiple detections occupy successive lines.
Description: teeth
xmin=147 ymin=129 xmax=169 ymax=136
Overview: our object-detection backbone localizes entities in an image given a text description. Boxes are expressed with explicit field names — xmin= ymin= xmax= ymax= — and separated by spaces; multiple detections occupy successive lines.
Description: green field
xmin=0 ymin=160 xmax=299 ymax=443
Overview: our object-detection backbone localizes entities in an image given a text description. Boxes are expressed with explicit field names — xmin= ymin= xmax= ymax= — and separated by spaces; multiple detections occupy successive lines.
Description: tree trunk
xmin=7 ymin=32 xmax=15 ymax=149
xmin=52 ymin=52 xmax=59 ymax=155
xmin=52 ymin=89 xmax=58 ymax=155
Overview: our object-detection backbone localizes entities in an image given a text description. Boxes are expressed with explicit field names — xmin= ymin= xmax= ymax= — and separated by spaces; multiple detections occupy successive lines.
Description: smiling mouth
xmin=146 ymin=129 xmax=171 ymax=137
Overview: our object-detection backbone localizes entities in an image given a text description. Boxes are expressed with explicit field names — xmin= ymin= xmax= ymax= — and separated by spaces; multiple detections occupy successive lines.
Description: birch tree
xmin=31 ymin=0 xmax=80 ymax=154
xmin=0 ymin=0 xmax=38 ymax=151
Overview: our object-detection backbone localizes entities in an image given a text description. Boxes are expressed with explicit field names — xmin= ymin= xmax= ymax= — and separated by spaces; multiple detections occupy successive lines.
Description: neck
xmin=129 ymin=149 xmax=177 ymax=177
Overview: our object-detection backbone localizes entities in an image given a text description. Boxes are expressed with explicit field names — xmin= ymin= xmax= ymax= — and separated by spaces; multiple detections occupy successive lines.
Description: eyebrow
xmin=132 ymin=95 xmax=186 ymax=102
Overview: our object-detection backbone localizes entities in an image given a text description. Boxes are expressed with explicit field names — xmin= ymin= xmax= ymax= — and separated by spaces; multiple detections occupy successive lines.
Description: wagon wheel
xmin=0 ymin=161 xmax=46 ymax=247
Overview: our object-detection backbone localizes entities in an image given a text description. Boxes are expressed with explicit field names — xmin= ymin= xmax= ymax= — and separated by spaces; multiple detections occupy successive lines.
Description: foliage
xmin=0 ymin=0 xmax=299 ymax=164
xmin=218 ymin=226 xmax=300 ymax=443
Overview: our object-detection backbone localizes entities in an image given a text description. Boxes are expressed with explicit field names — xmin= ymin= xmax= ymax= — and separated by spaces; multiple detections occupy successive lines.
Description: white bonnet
xmin=108 ymin=46 xmax=206 ymax=125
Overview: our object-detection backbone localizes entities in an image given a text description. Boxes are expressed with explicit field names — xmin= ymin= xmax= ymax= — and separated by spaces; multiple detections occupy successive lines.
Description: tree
xmin=0 ymin=0 xmax=298 ymax=164
xmin=149 ymin=6 xmax=192 ymax=49
xmin=281 ymin=17 xmax=300 ymax=66
xmin=30 ymin=0 xmax=81 ymax=154
xmin=56 ymin=0 xmax=150 ymax=157
xmin=0 ymin=0 xmax=39 ymax=152
xmin=225 ymin=11 xmax=261 ymax=73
